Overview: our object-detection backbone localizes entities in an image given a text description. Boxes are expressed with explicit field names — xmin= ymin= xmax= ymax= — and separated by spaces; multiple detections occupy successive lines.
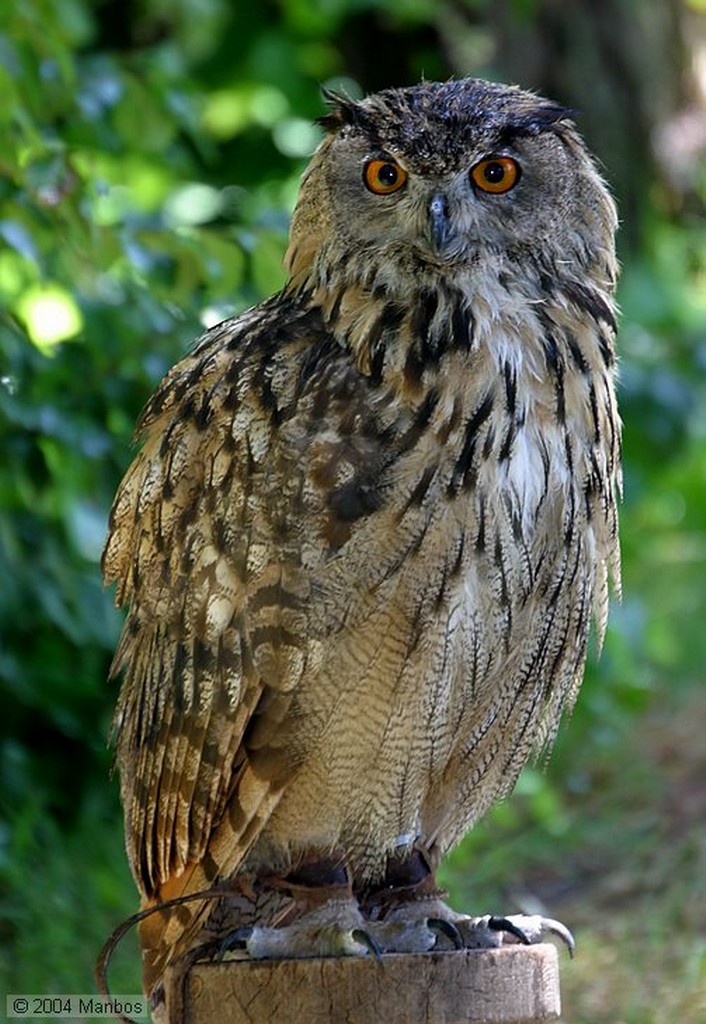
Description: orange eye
xmin=470 ymin=157 xmax=520 ymax=195
xmin=363 ymin=159 xmax=408 ymax=195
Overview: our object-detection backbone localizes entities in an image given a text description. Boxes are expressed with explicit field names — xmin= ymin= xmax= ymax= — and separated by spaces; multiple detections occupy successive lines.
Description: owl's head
xmin=285 ymin=78 xmax=617 ymax=301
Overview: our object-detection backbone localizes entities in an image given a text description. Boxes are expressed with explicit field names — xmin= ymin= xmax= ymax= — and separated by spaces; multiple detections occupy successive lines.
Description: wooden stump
xmin=168 ymin=944 xmax=562 ymax=1024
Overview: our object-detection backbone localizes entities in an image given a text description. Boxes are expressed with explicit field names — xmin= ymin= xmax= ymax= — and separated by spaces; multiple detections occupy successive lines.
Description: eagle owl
xmin=103 ymin=78 xmax=620 ymax=1017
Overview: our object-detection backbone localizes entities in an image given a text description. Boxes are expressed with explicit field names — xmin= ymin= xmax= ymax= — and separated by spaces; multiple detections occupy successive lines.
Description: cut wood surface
xmin=168 ymin=943 xmax=562 ymax=1024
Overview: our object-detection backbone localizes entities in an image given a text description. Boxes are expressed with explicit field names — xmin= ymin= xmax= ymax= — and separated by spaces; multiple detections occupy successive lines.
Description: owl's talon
xmin=543 ymin=917 xmax=576 ymax=957
xmin=242 ymin=922 xmax=370 ymax=959
xmin=488 ymin=915 xmax=532 ymax=945
xmin=351 ymin=927 xmax=384 ymax=962
xmin=218 ymin=926 xmax=253 ymax=957
xmin=427 ymin=917 xmax=464 ymax=950
xmin=225 ymin=896 xmax=372 ymax=960
xmin=488 ymin=914 xmax=576 ymax=957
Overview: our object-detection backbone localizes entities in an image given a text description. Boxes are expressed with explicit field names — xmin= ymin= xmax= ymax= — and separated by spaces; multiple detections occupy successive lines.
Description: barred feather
xmin=103 ymin=77 xmax=621 ymax=1008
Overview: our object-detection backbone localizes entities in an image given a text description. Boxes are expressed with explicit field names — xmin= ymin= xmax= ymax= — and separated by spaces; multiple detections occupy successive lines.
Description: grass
xmin=0 ymin=789 xmax=141 ymax=1016
xmin=556 ymin=683 xmax=706 ymax=1023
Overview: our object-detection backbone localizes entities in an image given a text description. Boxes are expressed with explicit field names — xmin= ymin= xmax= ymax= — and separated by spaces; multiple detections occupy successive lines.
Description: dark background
xmin=1 ymin=1 xmax=705 ymax=1019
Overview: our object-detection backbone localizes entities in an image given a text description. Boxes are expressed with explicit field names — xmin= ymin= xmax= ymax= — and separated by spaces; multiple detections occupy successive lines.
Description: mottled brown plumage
xmin=103 ymin=78 xmax=620 ymax=1016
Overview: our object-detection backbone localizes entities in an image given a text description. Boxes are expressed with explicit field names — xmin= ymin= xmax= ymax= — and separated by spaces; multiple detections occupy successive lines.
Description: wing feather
xmin=104 ymin=302 xmax=320 ymax=898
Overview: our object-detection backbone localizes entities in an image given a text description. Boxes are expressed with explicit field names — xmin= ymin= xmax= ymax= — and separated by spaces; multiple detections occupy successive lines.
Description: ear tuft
xmin=317 ymin=88 xmax=363 ymax=132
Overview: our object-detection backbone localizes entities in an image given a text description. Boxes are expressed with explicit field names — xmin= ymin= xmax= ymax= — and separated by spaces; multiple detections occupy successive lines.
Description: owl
xmin=102 ymin=78 xmax=620 ymax=1020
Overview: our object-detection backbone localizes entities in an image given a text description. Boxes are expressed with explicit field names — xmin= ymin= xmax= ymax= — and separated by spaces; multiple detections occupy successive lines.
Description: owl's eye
xmin=363 ymin=159 xmax=408 ymax=195
xmin=470 ymin=157 xmax=521 ymax=195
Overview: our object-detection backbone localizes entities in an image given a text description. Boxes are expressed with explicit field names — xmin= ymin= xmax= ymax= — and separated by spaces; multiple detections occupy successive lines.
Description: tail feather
xmin=138 ymin=769 xmax=284 ymax=997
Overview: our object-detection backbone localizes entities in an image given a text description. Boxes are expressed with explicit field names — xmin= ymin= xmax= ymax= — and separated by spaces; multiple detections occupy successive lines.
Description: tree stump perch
xmin=167 ymin=944 xmax=562 ymax=1024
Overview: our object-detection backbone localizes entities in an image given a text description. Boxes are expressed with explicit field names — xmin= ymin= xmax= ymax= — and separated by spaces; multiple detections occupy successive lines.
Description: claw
xmin=488 ymin=915 xmax=532 ymax=946
xmin=535 ymin=916 xmax=576 ymax=958
xmin=427 ymin=917 xmax=464 ymax=950
xmin=351 ymin=928 xmax=384 ymax=962
xmin=218 ymin=926 xmax=253 ymax=958
xmin=490 ymin=914 xmax=576 ymax=958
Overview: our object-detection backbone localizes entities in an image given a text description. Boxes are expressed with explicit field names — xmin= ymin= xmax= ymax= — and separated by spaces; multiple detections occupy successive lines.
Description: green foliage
xmin=1 ymin=1 xmax=704 ymax=1019
xmin=0 ymin=0 xmax=308 ymax=1000
xmin=0 ymin=791 xmax=140 ymax=998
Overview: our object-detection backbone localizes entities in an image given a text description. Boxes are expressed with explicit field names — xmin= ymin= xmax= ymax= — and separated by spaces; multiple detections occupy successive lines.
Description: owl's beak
xmin=428 ymin=193 xmax=452 ymax=253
